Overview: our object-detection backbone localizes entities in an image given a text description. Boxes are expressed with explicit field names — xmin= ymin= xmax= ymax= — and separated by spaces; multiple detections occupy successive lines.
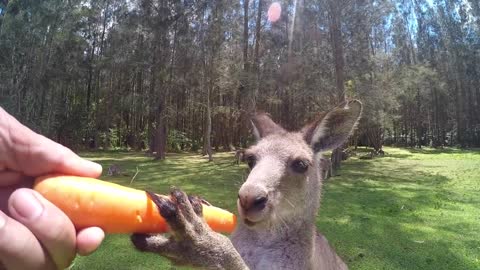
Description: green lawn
xmin=71 ymin=147 xmax=480 ymax=270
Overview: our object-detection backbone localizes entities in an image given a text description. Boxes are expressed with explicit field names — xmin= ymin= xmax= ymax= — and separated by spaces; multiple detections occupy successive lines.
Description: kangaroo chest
xmin=232 ymin=232 xmax=312 ymax=270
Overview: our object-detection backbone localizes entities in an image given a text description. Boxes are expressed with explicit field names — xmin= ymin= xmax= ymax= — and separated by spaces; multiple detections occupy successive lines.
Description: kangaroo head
xmin=237 ymin=100 xmax=363 ymax=229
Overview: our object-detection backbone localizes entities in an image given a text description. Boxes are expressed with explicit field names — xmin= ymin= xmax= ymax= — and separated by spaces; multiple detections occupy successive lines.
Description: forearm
xmin=220 ymin=252 xmax=249 ymax=270
xmin=201 ymin=234 xmax=249 ymax=270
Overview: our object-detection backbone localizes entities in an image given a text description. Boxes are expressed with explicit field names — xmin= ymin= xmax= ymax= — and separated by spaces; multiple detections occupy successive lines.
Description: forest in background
xmin=1 ymin=0 xmax=479 ymax=160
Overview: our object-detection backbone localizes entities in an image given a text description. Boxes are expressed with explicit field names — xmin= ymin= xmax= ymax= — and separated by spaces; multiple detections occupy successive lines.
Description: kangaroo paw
xmin=134 ymin=188 xmax=248 ymax=270
xmin=187 ymin=195 xmax=204 ymax=217
xmin=131 ymin=233 xmax=184 ymax=263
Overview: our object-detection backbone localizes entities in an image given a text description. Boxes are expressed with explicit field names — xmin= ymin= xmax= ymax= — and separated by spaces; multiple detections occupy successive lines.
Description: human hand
xmin=0 ymin=107 xmax=105 ymax=270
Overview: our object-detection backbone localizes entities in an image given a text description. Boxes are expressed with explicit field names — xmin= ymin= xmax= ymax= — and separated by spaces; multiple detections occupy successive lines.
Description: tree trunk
xmin=86 ymin=36 xmax=96 ymax=113
xmin=252 ymin=0 xmax=262 ymax=112
xmin=148 ymin=42 xmax=158 ymax=154
xmin=328 ymin=0 xmax=346 ymax=175
xmin=154 ymin=102 xmax=167 ymax=160
xmin=203 ymin=87 xmax=213 ymax=161
xmin=236 ymin=0 xmax=250 ymax=148
xmin=243 ymin=0 xmax=249 ymax=72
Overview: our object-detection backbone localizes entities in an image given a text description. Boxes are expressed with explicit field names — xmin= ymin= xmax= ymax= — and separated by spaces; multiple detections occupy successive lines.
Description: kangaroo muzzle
xmin=237 ymin=184 xmax=269 ymax=222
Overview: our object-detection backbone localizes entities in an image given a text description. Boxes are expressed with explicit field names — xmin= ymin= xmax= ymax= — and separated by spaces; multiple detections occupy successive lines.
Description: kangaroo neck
xmin=232 ymin=216 xmax=316 ymax=246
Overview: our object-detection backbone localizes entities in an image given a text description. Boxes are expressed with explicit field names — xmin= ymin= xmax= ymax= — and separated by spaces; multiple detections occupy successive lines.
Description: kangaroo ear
xmin=251 ymin=113 xmax=285 ymax=141
xmin=302 ymin=100 xmax=363 ymax=153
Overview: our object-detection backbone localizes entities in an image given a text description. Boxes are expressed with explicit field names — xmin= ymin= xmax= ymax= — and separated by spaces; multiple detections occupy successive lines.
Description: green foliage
xmin=97 ymin=128 xmax=121 ymax=150
xmin=167 ymin=129 xmax=193 ymax=152
xmin=1 ymin=0 xmax=480 ymax=152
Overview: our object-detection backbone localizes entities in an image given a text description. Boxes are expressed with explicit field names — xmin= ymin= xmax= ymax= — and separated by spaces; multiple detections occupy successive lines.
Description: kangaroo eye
xmin=291 ymin=159 xmax=309 ymax=173
xmin=245 ymin=155 xmax=257 ymax=169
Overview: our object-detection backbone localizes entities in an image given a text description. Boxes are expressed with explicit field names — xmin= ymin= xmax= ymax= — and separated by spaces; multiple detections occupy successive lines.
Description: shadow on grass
xmin=402 ymin=147 xmax=480 ymax=155
xmin=318 ymin=155 xmax=479 ymax=270
xmin=74 ymin=149 xmax=479 ymax=270
xmin=383 ymin=153 xmax=413 ymax=159
xmin=350 ymin=146 xmax=480 ymax=159
xmin=73 ymin=151 xmax=248 ymax=270
xmin=83 ymin=151 xmax=247 ymax=211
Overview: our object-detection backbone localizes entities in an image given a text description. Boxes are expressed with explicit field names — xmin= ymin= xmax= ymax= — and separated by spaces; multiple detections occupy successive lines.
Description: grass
xmin=71 ymin=152 xmax=246 ymax=270
xmin=318 ymin=147 xmax=480 ymax=270
xmin=71 ymin=147 xmax=480 ymax=270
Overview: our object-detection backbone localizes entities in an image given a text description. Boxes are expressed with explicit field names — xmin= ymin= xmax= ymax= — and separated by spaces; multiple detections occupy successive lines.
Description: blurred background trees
xmin=1 ymin=0 xmax=479 ymax=156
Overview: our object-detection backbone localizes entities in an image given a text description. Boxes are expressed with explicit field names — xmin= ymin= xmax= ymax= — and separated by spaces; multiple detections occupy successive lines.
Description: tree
xmin=327 ymin=0 xmax=347 ymax=173
xmin=1 ymin=0 xmax=479 ymax=156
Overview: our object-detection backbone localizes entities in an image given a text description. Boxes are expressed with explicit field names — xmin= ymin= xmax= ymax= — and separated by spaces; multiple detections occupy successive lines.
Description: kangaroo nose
xmin=238 ymin=193 xmax=268 ymax=212
xmin=253 ymin=196 xmax=268 ymax=209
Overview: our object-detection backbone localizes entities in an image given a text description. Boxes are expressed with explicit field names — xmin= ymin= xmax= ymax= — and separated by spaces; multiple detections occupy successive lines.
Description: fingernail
xmin=0 ymin=214 xmax=5 ymax=230
xmin=11 ymin=190 xmax=44 ymax=220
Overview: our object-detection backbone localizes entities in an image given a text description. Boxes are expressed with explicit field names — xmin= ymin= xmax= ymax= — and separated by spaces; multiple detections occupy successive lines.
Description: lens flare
xmin=268 ymin=2 xmax=282 ymax=23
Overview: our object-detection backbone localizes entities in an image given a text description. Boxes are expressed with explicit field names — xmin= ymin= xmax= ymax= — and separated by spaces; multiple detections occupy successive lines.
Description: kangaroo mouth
xmin=237 ymin=198 xmax=273 ymax=227
xmin=241 ymin=214 xmax=266 ymax=226
xmin=244 ymin=218 xmax=258 ymax=226
xmin=239 ymin=207 xmax=272 ymax=227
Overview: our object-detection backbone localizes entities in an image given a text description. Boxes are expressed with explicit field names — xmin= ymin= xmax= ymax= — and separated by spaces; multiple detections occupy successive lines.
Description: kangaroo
xmin=131 ymin=100 xmax=362 ymax=270
xmin=107 ymin=164 xmax=129 ymax=176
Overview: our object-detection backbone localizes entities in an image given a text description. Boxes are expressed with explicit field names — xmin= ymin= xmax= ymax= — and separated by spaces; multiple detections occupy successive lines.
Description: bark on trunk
xmin=154 ymin=102 xmax=167 ymax=160
xmin=328 ymin=0 xmax=346 ymax=175
xmin=203 ymin=88 xmax=213 ymax=161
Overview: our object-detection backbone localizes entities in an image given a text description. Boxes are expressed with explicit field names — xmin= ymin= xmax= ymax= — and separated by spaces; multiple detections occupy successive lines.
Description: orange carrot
xmin=33 ymin=174 xmax=237 ymax=234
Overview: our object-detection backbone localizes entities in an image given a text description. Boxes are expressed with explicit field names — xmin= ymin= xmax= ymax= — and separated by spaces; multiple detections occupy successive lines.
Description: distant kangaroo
xmin=132 ymin=100 xmax=362 ymax=270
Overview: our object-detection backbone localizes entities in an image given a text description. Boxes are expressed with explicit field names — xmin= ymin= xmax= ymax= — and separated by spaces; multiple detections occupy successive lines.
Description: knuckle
xmin=188 ymin=196 xmax=203 ymax=217
xmin=31 ymin=197 xmax=74 ymax=245
xmin=159 ymin=198 xmax=178 ymax=221
xmin=39 ymin=216 xmax=72 ymax=244
xmin=54 ymin=146 xmax=71 ymax=169
xmin=147 ymin=191 xmax=178 ymax=221
xmin=171 ymin=188 xmax=187 ymax=203
xmin=27 ymin=200 xmax=76 ymax=268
